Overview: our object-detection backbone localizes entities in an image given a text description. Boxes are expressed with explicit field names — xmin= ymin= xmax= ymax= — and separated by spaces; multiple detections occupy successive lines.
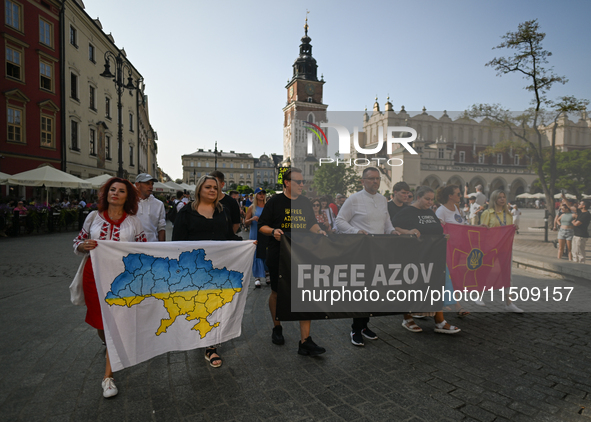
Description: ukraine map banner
xmin=443 ymin=224 xmax=515 ymax=292
xmin=90 ymin=240 xmax=255 ymax=371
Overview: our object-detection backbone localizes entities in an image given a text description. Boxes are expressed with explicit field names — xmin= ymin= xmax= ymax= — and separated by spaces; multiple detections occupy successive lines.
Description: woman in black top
xmin=171 ymin=175 xmax=229 ymax=367
xmin=392 ymin=186 xmax=461 ymax=335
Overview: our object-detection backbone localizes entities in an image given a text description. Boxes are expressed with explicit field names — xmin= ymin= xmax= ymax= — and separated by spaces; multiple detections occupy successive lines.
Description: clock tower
xmin=282 ymin=18 xmax=328 ymax=186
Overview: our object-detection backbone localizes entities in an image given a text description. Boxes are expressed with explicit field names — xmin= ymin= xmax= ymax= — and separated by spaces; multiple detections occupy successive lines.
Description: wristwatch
xmin=272 ymin=229 xmax=276 ymax=237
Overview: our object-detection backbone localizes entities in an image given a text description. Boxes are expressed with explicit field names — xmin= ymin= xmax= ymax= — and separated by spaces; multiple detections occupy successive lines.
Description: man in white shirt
xmin=135 ymin=173 xmax=166 ymax=242
xmin=335 ymin=167 xmax=400 ymax=347
xmin=464 ymin=184 xmax=487 ymax=224
xmin=464 ymin=184 xmax=487 ymax=206
xmin=467 ymin=196 xmax=482 ymax=225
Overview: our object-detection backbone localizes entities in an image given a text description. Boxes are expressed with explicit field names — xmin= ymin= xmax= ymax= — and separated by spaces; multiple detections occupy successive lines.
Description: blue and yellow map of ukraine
xmin=104 ymin=249 xmax=244 ymax=338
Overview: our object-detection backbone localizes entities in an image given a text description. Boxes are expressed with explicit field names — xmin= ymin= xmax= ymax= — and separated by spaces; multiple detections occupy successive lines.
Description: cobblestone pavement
xmin=1 ymin=226 xmax=591 ymax=422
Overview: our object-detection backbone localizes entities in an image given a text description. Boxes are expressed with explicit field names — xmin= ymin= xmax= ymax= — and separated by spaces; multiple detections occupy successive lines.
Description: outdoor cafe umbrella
xmin=553 ymin=192 xmax=577 ymax=200
xmin=8 ymin=166 xmax=91 ymax=189
xmin=531 ymin=193 xmax=546 ymax=199
xmin=85 ymin=174 xmax=115 ymax=189
xmin=516 ymin=193 xmax=534 ymax=199
xmin=153 ymin=182 xmax=175 ymax=194
xmin=8 ymin=166 xmax=91 ymax=205
xmin=0 ymin=171 xmax=10 ymax=184
xmin=164 ymin=181 xmax=185 ymax=191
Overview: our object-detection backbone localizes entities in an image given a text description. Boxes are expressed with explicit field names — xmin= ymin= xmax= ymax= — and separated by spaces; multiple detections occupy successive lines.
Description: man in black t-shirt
xmin=210 ymin=171 xmax=241 ymax=239
xmin=387 ymin=181 xmax=410 ymax=225
xmin=258 ymin=168 xmax=327 ymax=356
xmin=572 ymin=200 xmax=590 ymax=263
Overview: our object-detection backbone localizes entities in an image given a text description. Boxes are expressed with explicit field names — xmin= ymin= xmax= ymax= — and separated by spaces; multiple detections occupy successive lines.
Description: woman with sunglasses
xmin=435 ymin=184 xmax=470 ymax=317
xmin=319 ymin=196 xmax=336 ymax=233
xmin=245 ymin=187 xmax=268 ymax=287
xmin=312 ymin=198 xmax=330 ymax=232
xmin=172 ymin=175 xmax=233 ymax=368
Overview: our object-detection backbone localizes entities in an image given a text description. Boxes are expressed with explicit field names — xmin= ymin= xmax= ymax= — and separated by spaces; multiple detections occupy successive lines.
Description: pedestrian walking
xmin=572 ymin=200 xmax=590 ymax=263
xmin=480 ymin=189 xmax=523 ymax=312
xmin=171 ymin=175 xmax=235 ymax=368
xmin=258 ymin=168 xmax=327 ymax=356
xmin=245 ymin=188 xmax=268 ymax=287
xmin=510 ymin=203 xmax=521 ymax=234
xmin=392 ymin=186 xmax=461 ymax=334
xmin=335 ymin=167 xmax=401 ymax=346
xmin=135 ymin=173 xmax=166 ymax=242
xmin=555 ymin=203 xmax=574 ymax=260
xmin=435 ymin=184 xmax=469 ymax=317
xmin=73 ymin=177 xmax=147 ymax=398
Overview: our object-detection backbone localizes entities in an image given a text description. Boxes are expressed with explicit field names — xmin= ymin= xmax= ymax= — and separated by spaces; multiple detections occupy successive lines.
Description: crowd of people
xmin=70 ymin=169 xmax=590 ymax=399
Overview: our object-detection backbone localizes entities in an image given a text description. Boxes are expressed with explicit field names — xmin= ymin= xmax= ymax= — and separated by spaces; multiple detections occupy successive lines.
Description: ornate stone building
xmin=253 ymin=154 xmax=276 ymax=188
xmin=137 ymin=85 xmax=158 ymax=177
xmin=282 ymin=21 xmax=327 ymax=187
xmin=182 ymin=150 xmax=254 ymax=187
xmin=350 ymin=99 xmax=591 ymax=199
xmin=63 ymin=0 xmax=155 ymax=180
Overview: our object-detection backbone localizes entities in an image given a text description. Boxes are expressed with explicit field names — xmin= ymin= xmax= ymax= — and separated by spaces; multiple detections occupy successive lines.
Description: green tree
xmin=175 ymin=178 xmax=183 ymax=185
xmin=465 ymin=20 xmax=588 ymax=220
xmin=541 ymin=150 xmax=591 ymax=197
xmin=311 ymin=162 xmax=361 ymax=197
xmin=236 ymin=185 xmax=253 ymax=195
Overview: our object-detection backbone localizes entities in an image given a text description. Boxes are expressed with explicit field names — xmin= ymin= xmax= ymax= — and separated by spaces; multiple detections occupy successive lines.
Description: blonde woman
xmin=245 ymin=188 xmax=268 ymax=287
xmin=172 ymin=175 xmax=231 ymax=367
xmin=481 ymin=189 xmax=523 ymax=313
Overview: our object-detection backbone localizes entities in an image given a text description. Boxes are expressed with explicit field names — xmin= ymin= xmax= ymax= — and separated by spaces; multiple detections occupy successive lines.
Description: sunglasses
xmin=288 ymin=179 xmax=304 ymax=185
xmin=313 ymin=204 xmax=320 ymax=207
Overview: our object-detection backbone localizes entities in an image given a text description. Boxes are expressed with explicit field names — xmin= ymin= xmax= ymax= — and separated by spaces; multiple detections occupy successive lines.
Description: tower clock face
xmin=305 ymin=83 xmax=315 ymax=95
xmin=289 ymin=86 xmax=294 ymax=98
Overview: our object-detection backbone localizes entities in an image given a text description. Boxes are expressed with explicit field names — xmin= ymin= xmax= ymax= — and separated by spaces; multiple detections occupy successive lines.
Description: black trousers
xmin=351 ymin=317 xmax=369 ymax=332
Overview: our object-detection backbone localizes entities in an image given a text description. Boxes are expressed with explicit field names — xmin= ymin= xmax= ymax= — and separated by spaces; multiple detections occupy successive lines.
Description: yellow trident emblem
xmin=452 ymin=230 xmax=497 ymax=288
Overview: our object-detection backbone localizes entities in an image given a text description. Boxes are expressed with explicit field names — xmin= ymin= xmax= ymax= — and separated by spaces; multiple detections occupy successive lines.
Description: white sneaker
xmin=102 ymin=377 xmax=118 ymax=398
xmin=254 ymin=279 xmax=261 ymax=288
xmin=505 ymin=303 xmax=524 ymax=313
xmin=473 ymin=299 xmax=486 ymax=306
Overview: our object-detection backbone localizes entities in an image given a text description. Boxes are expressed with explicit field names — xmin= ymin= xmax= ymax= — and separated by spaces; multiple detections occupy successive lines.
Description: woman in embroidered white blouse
xmin=73 ymin=177 xmax=146 ymax=399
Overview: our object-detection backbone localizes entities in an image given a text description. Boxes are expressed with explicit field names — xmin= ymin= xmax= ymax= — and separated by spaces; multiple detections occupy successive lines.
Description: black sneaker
xmin=272 ymin=325 xmax=284 ymax=345
xmin=298 ymin=336 xmax=326 ymax=356
xmin=361 ymin=328 xmax=378 ymax=340
xmin=350 ymin=330 xmax=364 ymax=346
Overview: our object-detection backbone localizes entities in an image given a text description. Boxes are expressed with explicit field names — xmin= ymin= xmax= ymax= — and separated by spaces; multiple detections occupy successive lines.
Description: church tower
xmin=282 ymin=16 xmax=328 ymax=185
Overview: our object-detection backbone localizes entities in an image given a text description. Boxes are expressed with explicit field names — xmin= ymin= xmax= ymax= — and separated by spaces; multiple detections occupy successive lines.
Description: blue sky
xmin=84 ymin=0 xmax=591 ymax=180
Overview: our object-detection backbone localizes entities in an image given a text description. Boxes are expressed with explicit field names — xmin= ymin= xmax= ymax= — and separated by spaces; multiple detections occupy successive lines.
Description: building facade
xmin=1 ymin=0 xmax=62 ymax=174
xmin=282 ymin=21 xmax=327 ymax=188
xmin=253 ymin=153 xmax=276 ymax=188
xmin=137 ymin=84 xmax=158 ymax=177
xmin=62 ymin=0 xmax=150 ymax=180
xmin=350 ymin=99 xmax=591 ymax=199
xmin=182 ymin=149 xmax=255 ymax=187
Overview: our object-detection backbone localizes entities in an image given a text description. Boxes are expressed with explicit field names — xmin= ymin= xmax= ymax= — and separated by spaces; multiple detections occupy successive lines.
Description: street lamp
xmin=100 ymin=51 xmax=136 ymax=178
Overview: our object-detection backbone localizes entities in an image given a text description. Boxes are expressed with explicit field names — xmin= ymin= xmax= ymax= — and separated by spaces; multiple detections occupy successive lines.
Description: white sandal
xmin=434 ymin=320 xmax=461 ymax=334
xmin=402 ymin=318 xmax=423 ymax=333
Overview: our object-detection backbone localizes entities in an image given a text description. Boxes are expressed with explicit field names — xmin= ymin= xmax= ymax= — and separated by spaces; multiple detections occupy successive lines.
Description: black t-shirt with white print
xmin=258 ymin=193 xmax=316 ymax=256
